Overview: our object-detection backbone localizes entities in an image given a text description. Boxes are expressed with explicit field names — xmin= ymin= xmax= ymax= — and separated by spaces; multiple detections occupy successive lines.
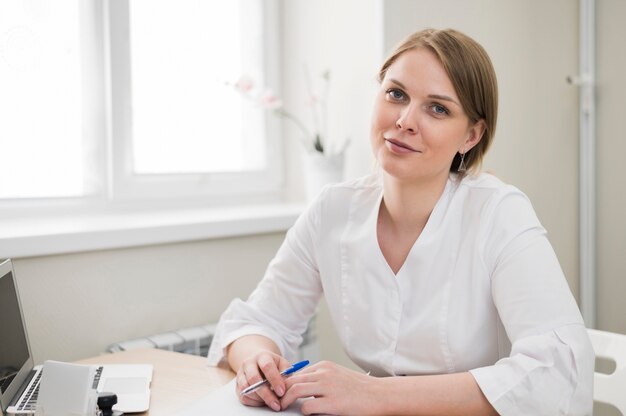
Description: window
xmin=129 ymin=1 xmax=265 ymax=174
xmin=0 ymin=1 xmax=86 ymax=199
xmin=0 ymin=0 xmax=281 ymax=205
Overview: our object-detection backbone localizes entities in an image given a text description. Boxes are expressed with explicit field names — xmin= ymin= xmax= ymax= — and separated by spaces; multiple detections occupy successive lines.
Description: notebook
xmin=0 ymin=259 xmax=153 ymax=415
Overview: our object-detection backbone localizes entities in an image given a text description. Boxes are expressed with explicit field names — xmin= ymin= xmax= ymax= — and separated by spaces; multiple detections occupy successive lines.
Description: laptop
xmin=0 ymin=259 xmax=153 ymax=415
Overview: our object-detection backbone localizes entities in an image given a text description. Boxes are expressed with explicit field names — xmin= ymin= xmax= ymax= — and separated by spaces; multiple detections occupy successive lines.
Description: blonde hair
xmin=378 ymin=28 xmax=498 ymax=174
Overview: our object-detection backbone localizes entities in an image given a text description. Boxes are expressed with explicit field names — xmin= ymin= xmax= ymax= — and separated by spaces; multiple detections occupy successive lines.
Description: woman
xmin=207 ymin=28 xmax=594 ymax=415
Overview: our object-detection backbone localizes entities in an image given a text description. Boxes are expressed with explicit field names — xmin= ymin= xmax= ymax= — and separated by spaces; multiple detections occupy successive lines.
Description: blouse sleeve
xmin=469 ymin=189 xmax=594 ymax=415
xmin=206 ymin=190 xmax=325 ymax=366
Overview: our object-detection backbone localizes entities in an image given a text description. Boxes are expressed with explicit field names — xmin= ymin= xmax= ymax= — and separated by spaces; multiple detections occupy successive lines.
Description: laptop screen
xmin=0 ymin=260 xmax=33 ymax=410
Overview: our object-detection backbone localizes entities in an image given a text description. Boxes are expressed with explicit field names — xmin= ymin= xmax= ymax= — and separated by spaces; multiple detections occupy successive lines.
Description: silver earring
xmin=458 ymin=152 xmax=467 ymax=173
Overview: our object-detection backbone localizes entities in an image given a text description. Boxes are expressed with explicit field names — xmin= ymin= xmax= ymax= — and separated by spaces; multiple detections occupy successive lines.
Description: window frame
xmin=106 ymin=0 xmax=284 ymax=202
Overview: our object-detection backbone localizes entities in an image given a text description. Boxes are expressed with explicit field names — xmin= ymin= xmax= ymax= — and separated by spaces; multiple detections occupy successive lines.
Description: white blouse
xmin=207 ymin=172 xmax=594 ymax=415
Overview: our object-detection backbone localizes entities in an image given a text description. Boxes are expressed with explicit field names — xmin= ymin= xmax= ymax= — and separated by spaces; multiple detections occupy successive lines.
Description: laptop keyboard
xmin=92 ymin=366 xmax=104 ymax=389
xmin=17 ymin=366 xmax=104 ymax=411
xmin=17 ymin=370 xmax=41 ymax=411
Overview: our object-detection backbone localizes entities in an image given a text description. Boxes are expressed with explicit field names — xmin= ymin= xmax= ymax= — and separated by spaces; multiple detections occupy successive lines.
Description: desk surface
xmin=77 ymin=348 xmax=234 ymax=415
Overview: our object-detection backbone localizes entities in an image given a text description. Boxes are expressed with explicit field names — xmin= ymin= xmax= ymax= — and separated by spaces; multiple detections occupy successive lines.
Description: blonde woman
xmin=208 ymin=28 xmax=593 ymax=415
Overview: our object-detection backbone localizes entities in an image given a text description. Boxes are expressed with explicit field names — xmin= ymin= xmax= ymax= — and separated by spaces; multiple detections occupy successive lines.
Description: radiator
xmin=107 ymin=318 xmax=320 ymax=362
xmin=107 ymin=324 xmax=217 ymax=357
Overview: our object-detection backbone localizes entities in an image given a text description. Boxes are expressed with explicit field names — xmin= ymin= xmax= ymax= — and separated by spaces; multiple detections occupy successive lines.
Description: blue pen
xmin=240 ymin=360 xmax=310 ymax=395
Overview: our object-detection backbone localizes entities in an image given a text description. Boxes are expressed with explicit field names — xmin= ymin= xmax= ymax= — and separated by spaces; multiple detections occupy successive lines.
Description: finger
xmin=243 ymin=362 xmax=281 ymax=411
xmin=240 ymin=393 xmax=266 ymax=407
xmin=280 ymin=381 xmax=321 ymax=409
xmin=236 ymin=372 xmax=264 ymax=406
xmin=236 ymin=372 xmax=251 ymax=391
xmin=258 ymin=354 xmax=286 ymax=397
xmin=241 ymin=362 xmax=265 ymax=397
xmin=300 ymin=397 xmax=332 ymax=416
xmin=284 ymin=371 xmax=320 ymax=390
xmin=241 ymin=361 xmax=264 ymax=389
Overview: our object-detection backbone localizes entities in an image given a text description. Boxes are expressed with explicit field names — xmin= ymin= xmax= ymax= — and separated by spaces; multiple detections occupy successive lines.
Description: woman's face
xmin=370 ymin=47 xmax=484 ymax=184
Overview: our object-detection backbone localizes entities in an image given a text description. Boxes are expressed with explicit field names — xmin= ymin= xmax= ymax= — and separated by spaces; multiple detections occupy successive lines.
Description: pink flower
xmin=260 ymin=88 xmax=283 ymax=109
xmin=228 ymin=71 xmax=341 ymax=155
xmin=234 ymin=75 xmax=255 ymax=93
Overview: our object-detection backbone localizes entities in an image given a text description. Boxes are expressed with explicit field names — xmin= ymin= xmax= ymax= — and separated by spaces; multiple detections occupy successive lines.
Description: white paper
xmin=175 ymin=379 xmax=305 ymax=415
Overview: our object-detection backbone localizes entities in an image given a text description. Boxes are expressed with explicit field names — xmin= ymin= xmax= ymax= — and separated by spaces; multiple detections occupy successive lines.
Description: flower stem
xmin=274 ymin=108 xmax=319 ymax=152
xmin=313 ymin=134 xmax=324 ymax=153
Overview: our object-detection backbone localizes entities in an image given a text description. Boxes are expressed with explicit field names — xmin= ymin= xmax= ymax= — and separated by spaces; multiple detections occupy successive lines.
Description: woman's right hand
xmin=236 ymin=350 xmax=290 ymax=412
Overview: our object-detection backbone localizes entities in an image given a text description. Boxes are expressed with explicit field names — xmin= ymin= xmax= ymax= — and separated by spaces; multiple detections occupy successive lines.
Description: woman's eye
xmin=386 ymin=88 xmax=406 ymax=101
xmin=430 ymin=103 xmax=449 ymax=115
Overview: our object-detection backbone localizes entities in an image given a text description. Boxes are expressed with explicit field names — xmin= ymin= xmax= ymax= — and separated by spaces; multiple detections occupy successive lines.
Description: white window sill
xmin=0 ymin=203 xmax=304 ymax=258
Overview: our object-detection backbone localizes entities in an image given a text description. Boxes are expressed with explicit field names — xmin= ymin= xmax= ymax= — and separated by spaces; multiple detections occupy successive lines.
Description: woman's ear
xmin=463 ymin=119 xmax=486 ymax=152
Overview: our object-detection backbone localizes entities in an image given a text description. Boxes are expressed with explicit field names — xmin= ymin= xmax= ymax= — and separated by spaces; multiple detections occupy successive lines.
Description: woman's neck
xmin=381 ymin=172 xmax=450 ymax=229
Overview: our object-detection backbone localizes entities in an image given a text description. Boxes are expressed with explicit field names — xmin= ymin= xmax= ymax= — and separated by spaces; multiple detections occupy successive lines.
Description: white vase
xmin=305 ymin=151 xmax=345 ymax=201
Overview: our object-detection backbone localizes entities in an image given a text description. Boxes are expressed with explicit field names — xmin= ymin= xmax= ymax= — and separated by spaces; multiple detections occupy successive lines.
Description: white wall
xmin=13 ymin=233 xmax=284 ymax=364
xmin=596 ymin=0 xmax=626 ymax=335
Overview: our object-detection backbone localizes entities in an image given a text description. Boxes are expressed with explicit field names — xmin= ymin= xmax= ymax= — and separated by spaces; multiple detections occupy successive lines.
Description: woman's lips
xmin=385 ymin=138 xmax=419 ymax=153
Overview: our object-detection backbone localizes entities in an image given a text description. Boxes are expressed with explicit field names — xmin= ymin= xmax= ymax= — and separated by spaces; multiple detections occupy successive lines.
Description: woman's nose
xmin=395 ymin=107 xmax=418 ymax=133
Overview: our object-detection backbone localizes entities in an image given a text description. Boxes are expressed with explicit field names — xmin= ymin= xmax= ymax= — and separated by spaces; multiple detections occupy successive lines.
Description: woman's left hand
xmin=279 ymin=361 xmax=381 ymax=415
